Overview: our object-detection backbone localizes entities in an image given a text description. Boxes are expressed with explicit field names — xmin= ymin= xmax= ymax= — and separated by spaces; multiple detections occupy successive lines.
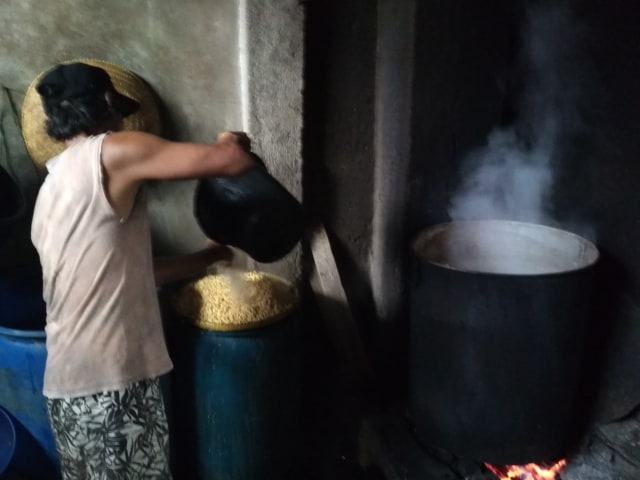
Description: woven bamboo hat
xmin=21 ymin=58 xmax=162 ymax=169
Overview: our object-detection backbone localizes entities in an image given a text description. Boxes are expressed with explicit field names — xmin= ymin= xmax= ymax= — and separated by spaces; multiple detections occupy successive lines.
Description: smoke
xmin=448 ymin=2 xmax=590 ymax=224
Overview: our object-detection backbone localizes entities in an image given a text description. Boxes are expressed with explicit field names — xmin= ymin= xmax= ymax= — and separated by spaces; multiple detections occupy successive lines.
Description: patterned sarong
xmin=46 ymin=378 xmax=172 ymax=480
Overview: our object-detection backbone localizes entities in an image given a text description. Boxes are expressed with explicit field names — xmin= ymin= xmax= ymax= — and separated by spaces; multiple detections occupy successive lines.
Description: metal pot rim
xmin=412 ymin=219 xmax=600 ymax=276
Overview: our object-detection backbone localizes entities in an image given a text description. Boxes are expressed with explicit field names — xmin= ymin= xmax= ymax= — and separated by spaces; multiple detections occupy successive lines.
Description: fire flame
xmin=485 ymin=459 xmax=567 ymax=480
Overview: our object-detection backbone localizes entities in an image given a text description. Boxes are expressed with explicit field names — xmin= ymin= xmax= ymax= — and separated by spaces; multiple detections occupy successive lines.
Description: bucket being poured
xmin=193 ymin=156 xmax=305 ymax=263
xmin=408 ymin=220 xmax=599 ymax=465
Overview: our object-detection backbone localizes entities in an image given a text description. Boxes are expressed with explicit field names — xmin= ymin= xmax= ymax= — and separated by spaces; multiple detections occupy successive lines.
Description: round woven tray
xmin=21 ymin=58 xmax=162 ymax=169
xmin=171 ymin=271 xmax=299 ymax=332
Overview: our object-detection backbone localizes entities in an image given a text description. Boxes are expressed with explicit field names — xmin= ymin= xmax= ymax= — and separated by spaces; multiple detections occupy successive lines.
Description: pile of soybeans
xmin=171 ymin=269 xmax=298 ymax=331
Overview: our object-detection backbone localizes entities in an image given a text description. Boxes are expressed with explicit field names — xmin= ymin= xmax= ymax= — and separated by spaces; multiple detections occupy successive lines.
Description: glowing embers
xmin=485 ymin=459 xmax=567 ymax=480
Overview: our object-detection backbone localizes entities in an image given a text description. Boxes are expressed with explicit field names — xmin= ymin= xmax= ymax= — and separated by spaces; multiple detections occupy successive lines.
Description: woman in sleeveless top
xmin=32 ymin=62 xmax=256 ymax=480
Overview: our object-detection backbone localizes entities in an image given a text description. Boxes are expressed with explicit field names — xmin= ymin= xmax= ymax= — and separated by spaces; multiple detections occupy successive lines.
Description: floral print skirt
xmin=46 ymin=378 xmax=172 ymax=480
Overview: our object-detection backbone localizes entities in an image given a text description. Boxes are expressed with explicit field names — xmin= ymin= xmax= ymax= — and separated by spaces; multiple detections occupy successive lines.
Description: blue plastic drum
xmin=0 ymin=264 xmax=60 ymax=478
xmin=0 ymin=405 xmax=58 ymax=479
xmin=164 ymin=274 xmax=302 ymax=480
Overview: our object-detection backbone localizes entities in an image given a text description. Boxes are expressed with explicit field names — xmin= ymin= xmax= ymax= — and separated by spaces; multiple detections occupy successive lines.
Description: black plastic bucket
xmin=408 ymin=220 xmax=599 ymax=465
xmin=193 ymin=159 xmax=304 ymax=263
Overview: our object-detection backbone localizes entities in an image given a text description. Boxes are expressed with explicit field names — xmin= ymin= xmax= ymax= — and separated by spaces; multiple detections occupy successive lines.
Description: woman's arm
xmin=153 ymin=241 xmax=232 ymax=287
xmin=101 ymin=130 xmax=257 ymax=219
xmin=104 ymin=130 xmax=256 ymax=182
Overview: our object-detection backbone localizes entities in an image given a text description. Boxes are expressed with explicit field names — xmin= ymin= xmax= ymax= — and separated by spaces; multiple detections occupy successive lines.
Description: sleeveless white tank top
xmin=31 ymin=133 xmax=173 ymax=398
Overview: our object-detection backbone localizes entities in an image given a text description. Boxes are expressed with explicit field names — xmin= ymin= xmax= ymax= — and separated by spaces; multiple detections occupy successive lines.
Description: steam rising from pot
xmin=448 ymin=128 xmax=553 ymax=223
xmin=448 ymin=2 xmax=592 ymax=225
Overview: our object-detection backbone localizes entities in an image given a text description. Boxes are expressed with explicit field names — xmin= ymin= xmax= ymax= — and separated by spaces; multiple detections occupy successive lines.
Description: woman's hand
xmin=217 ymin=131 xmax=252 ymax=151
xmin=201 ymin=238 xmax=233 ymax=265
xmin=153 ymin=239 xmax=235 ymax=286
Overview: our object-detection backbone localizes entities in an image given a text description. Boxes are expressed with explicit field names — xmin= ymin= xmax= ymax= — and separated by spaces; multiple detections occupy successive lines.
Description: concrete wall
xmin=0 ymin=0 xmax=303 ymax=279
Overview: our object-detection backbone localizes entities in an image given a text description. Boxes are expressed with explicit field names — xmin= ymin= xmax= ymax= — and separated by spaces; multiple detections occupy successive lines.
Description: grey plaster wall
xmin=0 ymin=0 xmax=303 ymax=279
xmin=303 ymin=0 xmax=378 ymax=346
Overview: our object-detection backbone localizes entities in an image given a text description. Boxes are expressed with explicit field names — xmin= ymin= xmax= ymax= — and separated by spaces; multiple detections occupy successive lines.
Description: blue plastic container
xmin=0 ymin=405 xmax=58 ymax=479
xmin=0 ymin=326 xmax=60 ymax=479
xmin=166 ymin=310 xmax=302 ymax=480
xmin=0 ymin=265 xmax=61 ymax=479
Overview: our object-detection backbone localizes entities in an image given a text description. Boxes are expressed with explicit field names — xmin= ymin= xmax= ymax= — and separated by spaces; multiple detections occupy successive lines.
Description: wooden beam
xmin=307 ymin=221 xmax=374 ymax=385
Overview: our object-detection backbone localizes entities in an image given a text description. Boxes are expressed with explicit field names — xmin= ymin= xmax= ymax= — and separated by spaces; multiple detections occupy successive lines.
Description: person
xmin=30 ymin=62 xmax=257 ymax=479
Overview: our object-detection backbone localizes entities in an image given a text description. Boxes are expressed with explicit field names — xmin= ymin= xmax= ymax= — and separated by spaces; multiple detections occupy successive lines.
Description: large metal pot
xmin=408 ymin=220 xmax=599 ymax=465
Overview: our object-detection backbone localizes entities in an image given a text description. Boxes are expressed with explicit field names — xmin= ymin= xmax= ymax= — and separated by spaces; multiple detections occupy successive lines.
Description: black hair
xmin=42 ymin=93 xmax=119 ymax=141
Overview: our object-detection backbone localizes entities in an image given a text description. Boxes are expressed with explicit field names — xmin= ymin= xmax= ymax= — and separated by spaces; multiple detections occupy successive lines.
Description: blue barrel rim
xmin=0 ymin=406 xmax=17 ymax=474
xmin=0 ymin=324 xmax=46 ymax=339
xmin=168 ymin=310 xmax=298 ymax=339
